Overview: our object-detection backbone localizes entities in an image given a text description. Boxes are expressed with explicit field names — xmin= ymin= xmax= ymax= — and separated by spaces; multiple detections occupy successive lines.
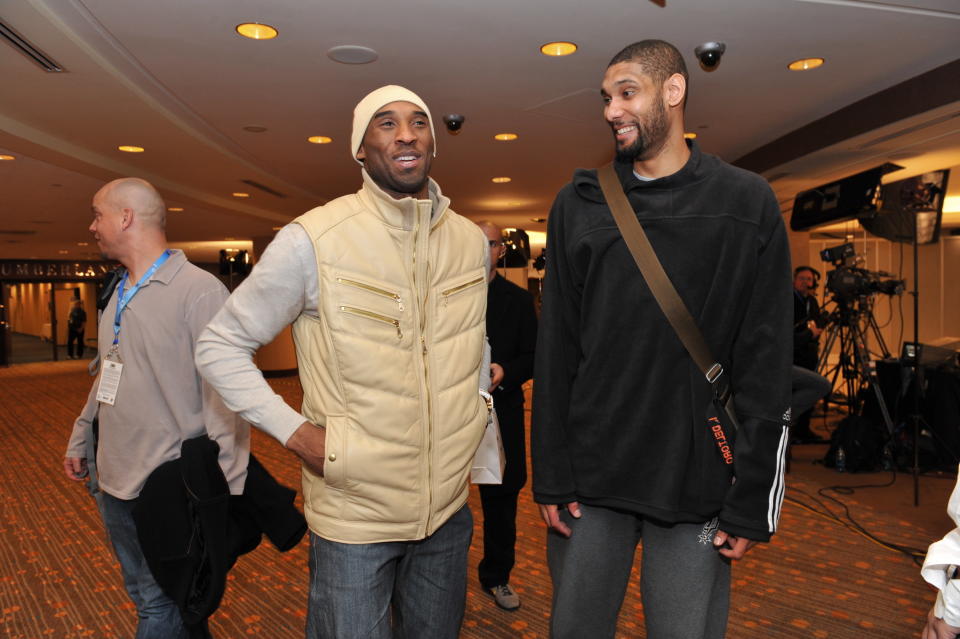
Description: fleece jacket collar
xmin=572 ymin=139 xmax=709 ymax=203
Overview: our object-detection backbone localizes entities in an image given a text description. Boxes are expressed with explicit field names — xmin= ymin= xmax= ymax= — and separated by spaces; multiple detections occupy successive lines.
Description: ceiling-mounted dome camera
xmin=694 ymin=42 xmax=726 ymax=71
xmin=442 ymin=114 xmax=465 ymax=133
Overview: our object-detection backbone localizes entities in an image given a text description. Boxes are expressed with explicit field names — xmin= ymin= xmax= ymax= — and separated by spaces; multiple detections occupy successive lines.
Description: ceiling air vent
xmin=240 ymin=179 xmax=286 ymax=198
xmin=0 ymin=20 xmax=64 ymax=73
xmin=857 ymin=111 xmax=960 ymax=150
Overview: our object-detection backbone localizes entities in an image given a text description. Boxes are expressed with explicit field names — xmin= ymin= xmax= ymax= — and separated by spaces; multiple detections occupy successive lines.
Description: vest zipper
xmin=413 ymin=203 xmax=433 ymax=535
xmin=339 ymin=305 xmax=402 ymax=340
xmin=336 ymin=277 xmax=404 ymax=312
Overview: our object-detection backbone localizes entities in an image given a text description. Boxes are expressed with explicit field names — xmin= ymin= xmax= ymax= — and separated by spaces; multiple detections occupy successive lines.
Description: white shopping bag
xmin=471 ymin=407 xmax=505 ymax=484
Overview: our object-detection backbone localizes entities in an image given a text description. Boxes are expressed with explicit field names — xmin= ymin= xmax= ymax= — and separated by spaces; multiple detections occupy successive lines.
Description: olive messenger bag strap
xmin=596 ymin=162 xmax=739 ymax=433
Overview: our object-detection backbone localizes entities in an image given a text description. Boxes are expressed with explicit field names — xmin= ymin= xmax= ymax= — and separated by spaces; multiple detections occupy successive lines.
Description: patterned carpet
xmin=0 ymin=360 xmax=943 ymax=638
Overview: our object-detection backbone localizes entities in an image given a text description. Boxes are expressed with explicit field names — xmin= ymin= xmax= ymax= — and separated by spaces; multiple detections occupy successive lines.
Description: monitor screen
xmin=859 ymin=170 xmax=950 ymax=244
xmin=790 ymin=166 xmax=884 ymax=231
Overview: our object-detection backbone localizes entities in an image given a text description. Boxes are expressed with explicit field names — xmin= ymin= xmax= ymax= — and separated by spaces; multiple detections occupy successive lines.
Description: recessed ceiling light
xmin=58 ymin=249 xmax=68 ymax=255
xmin=327 ymin=45 xmax=378 ymax=64
xmin=308 ymin=136 xmax=333 ymax=144
xmin=232 ymin=192 xmax=250 ymax=198
xmin=494 ymin=133 xmax=519 ymax=141
xmin=272 ymin=226 xmax=283 ymax=231
xmin=540 ymin=41 xmax=577 ymax=57
xmin=684 ymin=132 xmax=697 ymax=139
xmin=0 ymin=154 xmax=15 ymax=161
xmin=788 ymin=57 xmax=824 ymax=71
xmin=236 ymin=23 xmax=278 ymax=40
xmin=492 ymin=177 xmax=512 ymax=184
xmin=118 ymin=145 xmax=144 ymax=153
xmin=167 ymin=207 xmax=184 ymax=212
xmin=76 ymin=242 xmax=88 ymax=246
xmin=243 ymin=125 xmax=268 ymax=133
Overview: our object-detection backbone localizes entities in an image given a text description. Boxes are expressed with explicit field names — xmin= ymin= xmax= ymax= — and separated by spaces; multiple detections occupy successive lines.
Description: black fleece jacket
xmin=531 ymin=141 xmax=792 ymax=541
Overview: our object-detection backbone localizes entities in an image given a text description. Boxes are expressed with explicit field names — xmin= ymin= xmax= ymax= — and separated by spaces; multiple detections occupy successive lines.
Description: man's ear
xmin=120 ymin=208 xmax=134 ymax=231
xmin=663 ymin=72 xmax=686 ymax=109
xmin=356 ymin=144 xmax=366 ymax=162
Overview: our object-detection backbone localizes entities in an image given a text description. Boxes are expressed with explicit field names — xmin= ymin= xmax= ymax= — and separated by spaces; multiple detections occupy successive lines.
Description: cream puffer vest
xmin=292 ymin=171 xmax=488 ymax=543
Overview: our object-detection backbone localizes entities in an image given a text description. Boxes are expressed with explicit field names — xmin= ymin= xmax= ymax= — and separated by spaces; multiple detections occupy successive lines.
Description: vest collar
xmin=358 ymin=169 xmax=450 ymax=231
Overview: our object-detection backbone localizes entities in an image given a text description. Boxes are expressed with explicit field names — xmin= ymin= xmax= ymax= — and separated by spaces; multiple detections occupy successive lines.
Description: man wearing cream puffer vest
xmin=196 ymin=85 xmax=490 ymax=639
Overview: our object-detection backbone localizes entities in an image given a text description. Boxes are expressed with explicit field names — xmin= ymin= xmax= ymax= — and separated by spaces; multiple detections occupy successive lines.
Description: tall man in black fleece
xmin=531 ymin=40 xmax=792 ymax=638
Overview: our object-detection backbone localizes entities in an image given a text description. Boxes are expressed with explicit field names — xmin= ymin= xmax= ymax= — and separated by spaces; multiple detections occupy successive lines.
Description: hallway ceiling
xmin=1 ymin=0 xmax=958 ymax=262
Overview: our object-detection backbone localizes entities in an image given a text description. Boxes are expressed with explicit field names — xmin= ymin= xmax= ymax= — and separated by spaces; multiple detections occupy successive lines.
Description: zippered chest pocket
xmin=339 ymin=305 xmax=402 ymax=340
xmin=439 ymin=275 xmax=484 ymax=308
xmin=432 ymin=269 xmax=487 ymax=342
xmin=334 ymin=274 xmax=407 ymax=341
xmin=337 ymin=277 xmax=405 ymax=312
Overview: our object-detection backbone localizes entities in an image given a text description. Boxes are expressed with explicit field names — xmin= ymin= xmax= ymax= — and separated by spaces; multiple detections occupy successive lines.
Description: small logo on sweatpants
xmin=698 ymin=517 xmax=720 ymax=545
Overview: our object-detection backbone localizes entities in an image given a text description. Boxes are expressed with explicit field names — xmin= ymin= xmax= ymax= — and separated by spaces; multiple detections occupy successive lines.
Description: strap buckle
xmin=705 ymin=362 xmax=724 ymax=385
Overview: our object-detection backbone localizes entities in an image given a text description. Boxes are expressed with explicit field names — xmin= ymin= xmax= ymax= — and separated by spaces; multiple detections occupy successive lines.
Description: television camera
xmin=820 ymin=242 xmax=905 ymax=304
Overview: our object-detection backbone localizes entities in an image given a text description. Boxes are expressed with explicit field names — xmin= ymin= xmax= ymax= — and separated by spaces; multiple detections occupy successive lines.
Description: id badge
xmin=96 ymin=359 xmax=123 ymax=406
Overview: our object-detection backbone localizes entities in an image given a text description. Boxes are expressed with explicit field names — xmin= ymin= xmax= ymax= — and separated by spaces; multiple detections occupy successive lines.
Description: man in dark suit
xmin=476 ymin=221 xmax=538 ymax=611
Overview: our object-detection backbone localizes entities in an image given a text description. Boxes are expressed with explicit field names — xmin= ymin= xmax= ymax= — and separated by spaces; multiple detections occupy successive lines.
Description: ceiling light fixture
xmin=58 ymin=250 xmax=68 ymax=255
xmin=167 ymin=207 xmax=184 ymax=212
xmin=308 ymin=136 xmax=333 ymax=144
xmin=684 ymin=132 xmax=697 ymax=139
xmin=118 ymin=145 xmax=144 ymax=153
xmin=232 ymin=192 xmax=250 ymax=198
xmin=0 ymin=154 xmax=14 ymax=160
xmin=236 ymin=23 xmax=278 ymax=40
xmin=76 ymin=242 xmax=88 ymax=246
xmin=788 ymin=57 xmax=824 ymax=71
xmin=492 ymin=177 xmax=512 ymax=184
xmin=327 ymin=45 xmax=378 ymax=64
xmin=540 ymin=41 xmax=577 ymax=56
xmin=494 ymin=133 xmax=519 ymax=141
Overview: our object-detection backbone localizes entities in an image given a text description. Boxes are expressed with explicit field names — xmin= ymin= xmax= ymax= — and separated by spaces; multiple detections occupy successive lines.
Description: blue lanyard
xmin=113 ymin=250 xmax=172 ymax=344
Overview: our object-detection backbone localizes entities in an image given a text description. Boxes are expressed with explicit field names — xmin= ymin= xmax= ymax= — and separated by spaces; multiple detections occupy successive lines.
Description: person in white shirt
xmin=922 ymin=469 xmax=960 ymax=639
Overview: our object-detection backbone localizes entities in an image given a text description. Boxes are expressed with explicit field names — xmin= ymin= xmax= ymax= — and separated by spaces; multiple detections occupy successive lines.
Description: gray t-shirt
xmin=66 ymin=249 xmax=249 ymax=499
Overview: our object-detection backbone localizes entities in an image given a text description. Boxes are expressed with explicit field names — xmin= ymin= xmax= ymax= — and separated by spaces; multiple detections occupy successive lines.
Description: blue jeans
xmin=306 ymin=505 xmax=472 ymax=639
xmin=100 ymin=492 xmax=188 ymax=639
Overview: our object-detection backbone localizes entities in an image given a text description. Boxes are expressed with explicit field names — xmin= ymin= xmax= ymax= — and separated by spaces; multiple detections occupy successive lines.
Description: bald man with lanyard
xmin=64 ymin=178 xmax=248 ymax=638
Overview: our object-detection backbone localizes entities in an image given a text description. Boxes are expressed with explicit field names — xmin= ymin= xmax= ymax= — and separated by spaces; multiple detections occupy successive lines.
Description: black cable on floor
xmin=785 ymin=473 xmax=930 ymax=566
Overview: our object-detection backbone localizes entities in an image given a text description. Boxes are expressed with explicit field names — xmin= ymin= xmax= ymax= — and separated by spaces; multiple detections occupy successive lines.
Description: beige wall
xmin=8 ymin=283 xmax=51 ymax=338
xmin=8 ymin=282 xmax=98 ymax=346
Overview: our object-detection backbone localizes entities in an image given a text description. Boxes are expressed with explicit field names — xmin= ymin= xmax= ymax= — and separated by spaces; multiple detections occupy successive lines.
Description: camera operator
xmin=793 ymin=266 xmax=826 ymax=443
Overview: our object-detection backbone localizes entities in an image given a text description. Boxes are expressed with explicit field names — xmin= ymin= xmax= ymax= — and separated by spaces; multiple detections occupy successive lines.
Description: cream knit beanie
xmin=351 ymin=85 xmax=436 ymax=164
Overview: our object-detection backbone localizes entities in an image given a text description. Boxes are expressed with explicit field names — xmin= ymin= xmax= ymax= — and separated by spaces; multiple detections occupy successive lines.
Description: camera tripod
xmin=816 ymin=294 xmax=895 ymax=437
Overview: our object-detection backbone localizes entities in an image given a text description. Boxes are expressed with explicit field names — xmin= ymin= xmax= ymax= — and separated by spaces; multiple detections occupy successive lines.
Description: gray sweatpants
xmin=547 ymin=503 xmax=731 ymax=639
